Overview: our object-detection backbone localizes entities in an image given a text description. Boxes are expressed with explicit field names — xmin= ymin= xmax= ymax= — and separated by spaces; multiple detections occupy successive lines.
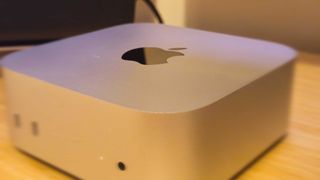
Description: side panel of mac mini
xmin=1 ymin=24 xmax=296 ymax=180
xmin=3 ymin=61 xmax=294 ymax=180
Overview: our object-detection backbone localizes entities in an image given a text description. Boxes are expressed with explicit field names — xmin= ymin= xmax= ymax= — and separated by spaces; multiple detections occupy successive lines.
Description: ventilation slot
xmin=31 ymin=121 xmax=39 ymax=136
xmin=13 ymin=114 xmax=21 ymax=128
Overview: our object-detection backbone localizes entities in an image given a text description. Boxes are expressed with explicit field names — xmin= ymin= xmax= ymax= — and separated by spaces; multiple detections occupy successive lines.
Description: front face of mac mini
xmin=1 ymin=23 xmax=296 ymax=179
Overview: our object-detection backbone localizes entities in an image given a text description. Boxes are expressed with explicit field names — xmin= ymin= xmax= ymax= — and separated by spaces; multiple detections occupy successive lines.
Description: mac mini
xmin=1 ymin=23 xmax=296 ymax=179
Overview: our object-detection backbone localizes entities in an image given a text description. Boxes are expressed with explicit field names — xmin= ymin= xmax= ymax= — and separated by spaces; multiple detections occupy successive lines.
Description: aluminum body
xmin=1 ymin=23 xmax=296 ymax=179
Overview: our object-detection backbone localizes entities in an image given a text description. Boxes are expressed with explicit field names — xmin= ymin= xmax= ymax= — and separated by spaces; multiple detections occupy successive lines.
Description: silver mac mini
xmin=1 ymin=23 xmax=296 ymax=179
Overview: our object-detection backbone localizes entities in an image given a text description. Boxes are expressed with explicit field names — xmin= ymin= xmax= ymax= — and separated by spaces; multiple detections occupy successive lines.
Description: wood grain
xmin=0 ymin=52 xmax=319 ymax=179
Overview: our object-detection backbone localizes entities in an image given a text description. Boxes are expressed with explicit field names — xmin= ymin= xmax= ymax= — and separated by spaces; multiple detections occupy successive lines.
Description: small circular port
xmin=117 ymin=162 xmax=126 ymax=171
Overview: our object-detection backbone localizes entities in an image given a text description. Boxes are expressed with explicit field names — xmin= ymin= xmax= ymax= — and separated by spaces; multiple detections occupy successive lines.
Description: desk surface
xmin=0 ymin=52 xmax=319 ymax=179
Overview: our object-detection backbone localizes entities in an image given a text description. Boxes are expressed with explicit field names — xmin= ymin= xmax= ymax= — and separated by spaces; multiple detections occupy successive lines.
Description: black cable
xmin=142 ymin=0 xmax=164 ymax=24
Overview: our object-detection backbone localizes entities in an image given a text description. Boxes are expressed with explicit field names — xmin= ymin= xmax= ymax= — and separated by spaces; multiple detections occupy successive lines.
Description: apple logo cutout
xmin=121 ymin=47 xmax=186 ymax=65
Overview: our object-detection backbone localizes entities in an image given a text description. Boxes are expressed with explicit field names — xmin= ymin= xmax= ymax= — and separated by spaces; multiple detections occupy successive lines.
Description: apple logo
xmin=121 ymin=47 xmax=186 ymax=65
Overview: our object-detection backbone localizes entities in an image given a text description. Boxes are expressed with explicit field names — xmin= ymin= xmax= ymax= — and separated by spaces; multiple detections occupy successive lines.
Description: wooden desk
xmin=0 ymin=52 xmax=319 ymax=179
xmin=0 ymin=46 xmax=29 ymax=57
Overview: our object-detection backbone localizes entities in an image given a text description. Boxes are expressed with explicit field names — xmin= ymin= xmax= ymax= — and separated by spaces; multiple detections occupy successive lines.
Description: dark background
xmin=0 ymin=0 xmax=136 ymax=45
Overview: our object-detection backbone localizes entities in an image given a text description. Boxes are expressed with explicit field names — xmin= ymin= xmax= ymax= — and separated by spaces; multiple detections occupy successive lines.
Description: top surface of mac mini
xmin=1 ymin=23 xmax=296 ymax=180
